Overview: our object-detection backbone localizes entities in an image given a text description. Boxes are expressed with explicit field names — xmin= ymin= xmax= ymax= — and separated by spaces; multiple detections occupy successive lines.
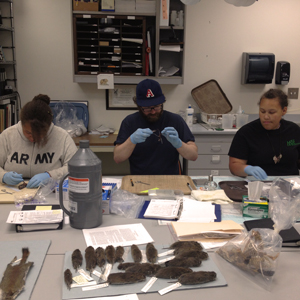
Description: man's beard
xmin=138 ymin=106 xmax=163 ymax=123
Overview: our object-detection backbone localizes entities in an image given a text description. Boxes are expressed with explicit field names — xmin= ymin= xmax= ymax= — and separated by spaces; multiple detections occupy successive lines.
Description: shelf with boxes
xmin=73 ymin=14 xmax=149 ymax=77
xmin=72 ymin=0 xmax=186 ymax=85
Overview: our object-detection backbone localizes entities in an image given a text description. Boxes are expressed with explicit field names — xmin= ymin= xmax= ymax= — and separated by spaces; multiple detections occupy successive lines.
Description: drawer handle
xmin=211 ymin=155 xmax=221 ymax=164
xmin=211 ymin=145 xmax=221 ymax=152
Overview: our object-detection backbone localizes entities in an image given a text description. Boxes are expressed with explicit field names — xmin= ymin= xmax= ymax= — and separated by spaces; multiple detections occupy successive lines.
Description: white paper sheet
xmin=7 ymin=209 xmax=63 ymax=224
xmin=178 ymin=199 xmax=216 ymax=222
xmin=83 ymin=223 xmax=154 ymax=248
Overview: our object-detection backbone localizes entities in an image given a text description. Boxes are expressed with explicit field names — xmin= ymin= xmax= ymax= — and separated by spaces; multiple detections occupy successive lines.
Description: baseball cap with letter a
xmin=135 ymin=79 xmax=166 ymax=107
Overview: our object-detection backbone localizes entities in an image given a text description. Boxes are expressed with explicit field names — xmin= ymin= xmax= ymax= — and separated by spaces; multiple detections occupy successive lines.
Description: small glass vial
xmin=204 ymin=175 xmax=218 ymax=191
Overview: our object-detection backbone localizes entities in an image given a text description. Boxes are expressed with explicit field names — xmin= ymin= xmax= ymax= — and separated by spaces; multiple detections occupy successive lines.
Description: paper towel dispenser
xmin=242 ymin=52 xmax=275 ymax=84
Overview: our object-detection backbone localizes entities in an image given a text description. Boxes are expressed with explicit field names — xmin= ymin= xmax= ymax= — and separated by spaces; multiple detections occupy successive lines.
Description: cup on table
xmin=236 ymin=114 xmax=249 ymax=129
xmin=222 ymin=114 xmax=234 ymax=129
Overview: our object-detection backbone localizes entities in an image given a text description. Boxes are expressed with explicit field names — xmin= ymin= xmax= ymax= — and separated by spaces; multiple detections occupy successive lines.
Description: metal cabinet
xmin=187 ymin=134 xmax=235 ymax=176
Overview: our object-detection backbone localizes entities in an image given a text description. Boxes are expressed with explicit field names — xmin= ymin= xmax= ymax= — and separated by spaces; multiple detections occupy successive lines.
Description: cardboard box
xmin=55 ymin=179 xmax=69 ymax=201
xmin=102 ymin=183 xmax=117 ymax=215
xmin=73 ymin=0 xmax=99 ymax=11
xmin=242 ymin=196 xmax=268 ymax=219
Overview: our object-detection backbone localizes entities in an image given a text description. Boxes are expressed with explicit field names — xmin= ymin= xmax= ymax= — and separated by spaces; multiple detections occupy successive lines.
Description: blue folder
xmin=138 ymin=201 xmax=221 ymax=222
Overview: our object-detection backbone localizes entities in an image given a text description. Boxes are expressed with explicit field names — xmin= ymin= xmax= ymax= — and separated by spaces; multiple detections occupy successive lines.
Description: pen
xmin=130 ymin=179 xmax=134 ymax=187
xmin=187 ymin=182 xmax=193 ymax=191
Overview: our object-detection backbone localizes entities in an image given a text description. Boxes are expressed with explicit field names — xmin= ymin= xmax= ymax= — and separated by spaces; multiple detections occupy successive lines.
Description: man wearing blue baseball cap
xmin=114 ymin=79 xmax=198 ymax=175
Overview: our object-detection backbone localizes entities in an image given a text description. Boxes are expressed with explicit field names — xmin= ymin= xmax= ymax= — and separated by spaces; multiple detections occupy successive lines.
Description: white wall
xmin=13 ymin=0 xmax=300 ymax=130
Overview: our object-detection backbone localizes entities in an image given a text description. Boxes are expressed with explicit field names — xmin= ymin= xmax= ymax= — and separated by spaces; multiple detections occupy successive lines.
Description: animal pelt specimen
xmin=105 ymin=245 xmax=116 ymax=265
xmin=85 ymin=246 xmax=97 ymax=273
xmin=0 ymin=248 xmax=33 ymax=300
xmin=64 ymin=269 xmax=73 ymax=290
xmin=95 ymin=247 xmax=106 ymax=268
xmin=125 ymin=263 xmax=161 ymax=277
xmin=115 ymin=246 xmax=125 ymax=263
xmin=146 ymin=243 xmax=158 ymax=263
xmin=131 ymin=244 xmax=142 ymax=263
xmin=177 ymin=271 xmax=217 ymax=285
xmin=107 ymin=272 xmax=146 ymax=285
xmin=155 ymin=266 xmax=193 ymax=279
xmin=71 ymin=249 xmax=83 ymax=271
xmin=165 ymin=256 xmax=202 ymax=268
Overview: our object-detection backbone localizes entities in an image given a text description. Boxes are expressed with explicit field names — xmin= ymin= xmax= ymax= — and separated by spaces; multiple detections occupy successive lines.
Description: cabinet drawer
xmin=188 ymin=169 xmax=232 ymax=176
xmin=189 ymin=155 xmax=229 ymax=169
xmin=196 ymin=143 xmax=231 ymax=154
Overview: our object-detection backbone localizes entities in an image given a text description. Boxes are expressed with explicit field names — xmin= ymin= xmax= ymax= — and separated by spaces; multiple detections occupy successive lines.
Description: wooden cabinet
xmin=72 ymin=0 xmax=185 ymax=85
xmin=187 ymin=134 xmax=235 ymax=176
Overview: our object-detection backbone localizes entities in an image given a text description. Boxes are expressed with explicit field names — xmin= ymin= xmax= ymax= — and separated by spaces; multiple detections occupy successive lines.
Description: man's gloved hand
xmin=244 ymin=165 xmax=267 ymax=180
xmin=161 ymin=127 xmax=182 ymax=149
xmin=130 ymin=128 xmax=153 ymax=144
xmin=2 ymin=172 xmax=24 ymax=185
xmin=27 ymin=172 xmax=50 ymax=188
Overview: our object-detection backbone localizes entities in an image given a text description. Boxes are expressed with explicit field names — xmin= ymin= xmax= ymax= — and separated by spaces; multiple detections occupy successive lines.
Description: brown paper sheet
xmin=120 ymin=175 xmax=196 ymax=195
xmin=0 ymin=182 xmax=37 ymax=204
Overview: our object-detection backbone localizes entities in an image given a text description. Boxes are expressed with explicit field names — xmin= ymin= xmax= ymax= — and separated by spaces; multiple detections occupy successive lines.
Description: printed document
xmin=83 ymin=223 xmax=154 ymax=248
xmin=144 ymin=199 xmax=181 ymax=219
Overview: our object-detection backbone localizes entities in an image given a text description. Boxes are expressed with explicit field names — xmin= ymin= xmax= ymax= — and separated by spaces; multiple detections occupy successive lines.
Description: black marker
xmin=130 ymin=179 xmax=134 ymax=186
xmin=187 ymin=182 xmax=193 ymax=191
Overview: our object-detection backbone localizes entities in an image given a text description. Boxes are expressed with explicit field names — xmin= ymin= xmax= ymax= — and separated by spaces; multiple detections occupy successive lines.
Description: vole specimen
xmin=95 ymin=247 xmax=106 ymax=268
xmin=71 ymin=249 xmax=83 ymax=271
xmin=131 ymin=244 xmax=142 ymax=263
xmin=85 ymin=246 xmax=97 ymax=273
xmin=155 ymin=266 xmax=193 ymax=279
xmin=146 ymin=243 xmax=158 ymax=263
xmin=117 ymin=262 xmax=140 ymax=270
xmin=115 ymin=246 xmax=125 ymax=263
xmin=64 ymin=269 xmax=73 ymax=290
xmin=176 ymin=250 xmax=209 ymax=260
xmin=168 ymin=241 xmax=202 ymax=251
xmin=165 ymin=256 xmax=202 ymax=268
xmin=125 ymin=263 xmax=161 ymax=277
xmin=105 ymin=245 xmax=116 ymax=265
xmin=107 ymin=272 xmax=146 ymax=285
xmin=177 ymin=271 xmax=217 ymax=285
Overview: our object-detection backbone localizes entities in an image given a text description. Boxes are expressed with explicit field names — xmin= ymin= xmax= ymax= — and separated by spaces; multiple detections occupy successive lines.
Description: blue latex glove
xmin=130 ymin=128 xmax=153 ymax=144
xmin=244 ymin=165 xmax=267 ymax=180
xmin=161 ymin=127 xmax=182 ymax=149
xmin=27 ymin=172 xmax=50 ymax=188
xmin=2 ymin=172 xmax=23 ymax=185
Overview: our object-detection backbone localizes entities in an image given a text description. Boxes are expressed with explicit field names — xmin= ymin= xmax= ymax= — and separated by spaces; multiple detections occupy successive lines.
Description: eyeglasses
xmin=141 ymin=104 xmax=162 ymax=113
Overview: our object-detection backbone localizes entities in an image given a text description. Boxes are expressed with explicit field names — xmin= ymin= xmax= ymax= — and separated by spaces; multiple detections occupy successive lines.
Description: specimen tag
xmin=159 ymin=282 xmax=182 ymax=295
xmin=141 ymin=277 xmax=157 ymax=293
xmin=157 ymin=255 xmax=175 ymax=264
xmin=82 ymin=283 xmax=109 ymax=291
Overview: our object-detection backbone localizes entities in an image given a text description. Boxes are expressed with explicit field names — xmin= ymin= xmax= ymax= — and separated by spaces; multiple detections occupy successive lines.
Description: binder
xmin=244 ymin=218 xmax=300 ymax=247
xmin=15 ymin=204 xmax=63 ymax=233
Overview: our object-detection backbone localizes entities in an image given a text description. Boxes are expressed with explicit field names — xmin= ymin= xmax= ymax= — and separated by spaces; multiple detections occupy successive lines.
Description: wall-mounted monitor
xmin=241 ymin=52 xmax=275 ymax=84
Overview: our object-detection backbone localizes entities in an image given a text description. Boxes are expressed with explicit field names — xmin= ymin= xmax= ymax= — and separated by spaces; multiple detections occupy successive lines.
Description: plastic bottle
xmin=170 ymin=10 xmax=177 ymax=26
xmin=237 ymin=105 xmax=243 ymax=114
xmin=204 ymin=175 xmax=218 ymax=191
xmin=59 ymin=140 xmax=102 ymax=229
xmin=178 ymin=10 xmax=184 ymax=27
xmin=186 ymin=104 xmax=194 ymax=128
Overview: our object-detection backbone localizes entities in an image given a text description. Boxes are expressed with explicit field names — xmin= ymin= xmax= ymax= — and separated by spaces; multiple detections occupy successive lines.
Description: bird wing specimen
xmin=0 ymin=248 xmax=34 ymax=300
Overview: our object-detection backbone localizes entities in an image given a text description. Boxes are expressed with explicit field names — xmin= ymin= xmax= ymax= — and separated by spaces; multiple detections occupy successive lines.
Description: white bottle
xmin=237 ymin=105 xmax=243 ymax=114
xmin=178 ymin=10 xmax=184 ymax=27
xmin=170 ymin=10 xmax=177 ymax=26
xmin=186 ymin=104 xmax=194 ymax=128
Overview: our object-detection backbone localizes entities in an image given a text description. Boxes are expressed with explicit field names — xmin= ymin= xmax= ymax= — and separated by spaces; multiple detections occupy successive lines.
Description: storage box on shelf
xmin=73 ymin=0 xmax=99 ymax=11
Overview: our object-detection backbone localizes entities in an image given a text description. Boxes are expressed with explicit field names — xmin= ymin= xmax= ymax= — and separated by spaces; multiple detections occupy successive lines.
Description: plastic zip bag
xmin=216 ymin=177 xmax=300 ymax=290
